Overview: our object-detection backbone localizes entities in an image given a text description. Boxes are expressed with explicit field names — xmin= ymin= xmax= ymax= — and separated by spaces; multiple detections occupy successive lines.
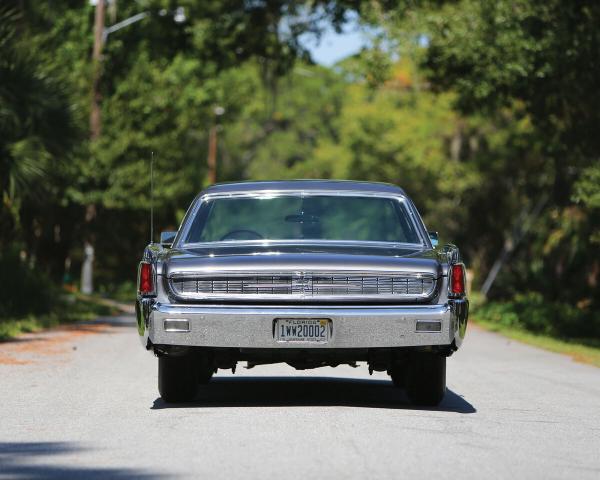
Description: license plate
xmin=275 ymin=318 xmax=330 ymax=343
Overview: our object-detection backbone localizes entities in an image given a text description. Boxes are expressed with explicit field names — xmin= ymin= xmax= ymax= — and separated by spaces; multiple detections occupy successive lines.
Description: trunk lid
xmin=159 ymin=243 xmax=443 ymax=304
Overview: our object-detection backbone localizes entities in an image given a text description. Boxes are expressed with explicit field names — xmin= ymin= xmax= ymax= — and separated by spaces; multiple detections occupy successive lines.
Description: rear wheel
xmin=404 ymin=352 xmax=446 ymax=406
xmin=389 ymin=364 xmax=405 ymax=388
xmin=158 ymin=353 xmax=213 ymax=403
xmin=198 ymin=367 xmax=213 ymax=385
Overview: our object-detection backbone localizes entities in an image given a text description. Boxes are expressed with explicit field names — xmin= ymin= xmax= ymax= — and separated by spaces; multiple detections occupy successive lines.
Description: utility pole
xmin=208 ymin=125 xmax=217 ymax=185
xmin=90 ymin=4 xmax=183 ymax=140
xmin=90 ymin=0 xmax=106 ymax=140
xmin=83 ymin=0 xmax=106 ymax=294
xmin=207 ymin=125 xmax=218 ymax=184
xmin=207 ymin=106 xmax=225 ymax=185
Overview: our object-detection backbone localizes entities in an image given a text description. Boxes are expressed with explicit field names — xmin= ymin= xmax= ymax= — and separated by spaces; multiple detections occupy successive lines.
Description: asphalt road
xmin=1 ymin=314 xmax=599 ymax=479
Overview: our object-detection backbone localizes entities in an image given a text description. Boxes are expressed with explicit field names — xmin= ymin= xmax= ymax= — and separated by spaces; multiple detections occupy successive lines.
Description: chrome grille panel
xmin=169 ymin=272 xmax=437 ymax=301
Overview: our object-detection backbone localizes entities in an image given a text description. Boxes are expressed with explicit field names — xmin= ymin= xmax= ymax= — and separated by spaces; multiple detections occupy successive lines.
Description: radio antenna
xmin=150 ymin=151 xmax=154 ymax=244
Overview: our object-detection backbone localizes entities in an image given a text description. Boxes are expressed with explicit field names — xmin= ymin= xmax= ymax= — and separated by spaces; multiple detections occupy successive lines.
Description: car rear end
xmin=136 ymin=181 xmax=469 ymax=405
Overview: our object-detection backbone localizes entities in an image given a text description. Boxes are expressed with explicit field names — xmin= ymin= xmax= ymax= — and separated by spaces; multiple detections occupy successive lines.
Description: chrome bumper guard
xmin=145 ymin=301 xmax=467 ymax=349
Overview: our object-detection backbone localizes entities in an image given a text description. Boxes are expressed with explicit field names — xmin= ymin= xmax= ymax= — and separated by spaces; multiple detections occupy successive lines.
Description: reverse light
xmin=164 ymin=319 xmax=190 ymax=332
xmin=138 ymin=262 xmax=155 ymax=295
xmin=416 ymin=320 xmax=442 ymax=332
xmin=450 ymin=264 xmax=466 ymax=296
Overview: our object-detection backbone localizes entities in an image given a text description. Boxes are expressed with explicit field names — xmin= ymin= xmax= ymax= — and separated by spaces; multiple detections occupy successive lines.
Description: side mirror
xmin=428 ymin=231 xmax=439 ymax=247
xmin=160 ymin=231 xmax=177 ymax=248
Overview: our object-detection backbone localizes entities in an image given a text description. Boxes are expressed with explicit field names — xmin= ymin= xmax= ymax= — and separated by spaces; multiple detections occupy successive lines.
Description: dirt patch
xmin=0 ymin=352 xmax=32 ymax=365
xmin=0 ymin=322 xmax=115 ymax=366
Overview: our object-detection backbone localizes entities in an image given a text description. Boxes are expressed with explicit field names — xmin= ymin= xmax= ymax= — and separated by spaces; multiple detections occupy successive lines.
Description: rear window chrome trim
xmin=178 ymin=239 xmax=427 ymax=249
xmin=176 ymin=191 xmax=429 ymax=249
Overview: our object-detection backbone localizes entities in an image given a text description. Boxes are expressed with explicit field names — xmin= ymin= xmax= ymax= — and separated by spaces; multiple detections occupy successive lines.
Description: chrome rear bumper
xmin=139 ymin=301 xmax=468 ymax=350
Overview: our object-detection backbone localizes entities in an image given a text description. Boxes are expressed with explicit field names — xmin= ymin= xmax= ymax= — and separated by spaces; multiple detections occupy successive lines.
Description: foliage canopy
xmin=0 ymin=0 xmax=598 ymax=337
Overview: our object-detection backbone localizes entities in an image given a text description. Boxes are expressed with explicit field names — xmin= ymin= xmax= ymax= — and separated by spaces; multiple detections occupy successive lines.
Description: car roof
xmin=203 ymin=180 xmax=406 ymax=196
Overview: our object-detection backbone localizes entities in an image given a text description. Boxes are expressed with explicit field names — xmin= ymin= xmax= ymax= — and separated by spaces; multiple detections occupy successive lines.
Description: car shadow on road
xmin=0 ymin=442 xmax=162 ymax=479
xmin=151 ymin=376 xmax=476 ymax=413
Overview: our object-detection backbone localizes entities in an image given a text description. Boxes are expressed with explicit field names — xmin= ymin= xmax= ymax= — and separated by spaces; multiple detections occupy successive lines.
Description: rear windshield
xmin=183 ymin=195 xmax=422 ymax=244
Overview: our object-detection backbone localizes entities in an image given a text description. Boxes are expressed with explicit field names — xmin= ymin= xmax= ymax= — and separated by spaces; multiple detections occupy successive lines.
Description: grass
xmin=470 ymin=292 xmax=600 ymax=368
xmin=472 ymin=318 xmax=600 ymax=367
xmin=0 ymin=292 xmax=119 ymax=341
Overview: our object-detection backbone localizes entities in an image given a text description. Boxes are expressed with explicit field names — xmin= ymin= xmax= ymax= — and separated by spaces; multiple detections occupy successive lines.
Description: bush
xmin=0 ymin=249 xmax=56 ymax=318
xmin=97 ymin=280 xmax=136 ymax=304
xmin=476 ymin=292 xmax=600 ymax=340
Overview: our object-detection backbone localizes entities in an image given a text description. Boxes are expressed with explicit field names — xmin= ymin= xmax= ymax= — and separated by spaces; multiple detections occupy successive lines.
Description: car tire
xmin=389 ymin=365 xmax=405 ymax=388
xmin=158 ymin=354 xmax=202 ymax=403
xmin=405 ymin=352 xmax=446 ymax=406
xmin=198 ymin=366 xmax=214 ymax=385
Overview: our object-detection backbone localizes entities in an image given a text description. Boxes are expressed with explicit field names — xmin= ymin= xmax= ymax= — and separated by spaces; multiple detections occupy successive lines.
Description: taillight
xmin=139 ymin=262 xmax=154 ymax=295
xmin=450 ymin=264 xmax=465 ymax=296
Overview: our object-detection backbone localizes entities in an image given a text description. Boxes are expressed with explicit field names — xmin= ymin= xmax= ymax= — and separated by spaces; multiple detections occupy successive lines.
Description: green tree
xmin=0 ymin=8 xmax=78 ymax=252
xmin=391 ymin=0 xmax=600 ymax=326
